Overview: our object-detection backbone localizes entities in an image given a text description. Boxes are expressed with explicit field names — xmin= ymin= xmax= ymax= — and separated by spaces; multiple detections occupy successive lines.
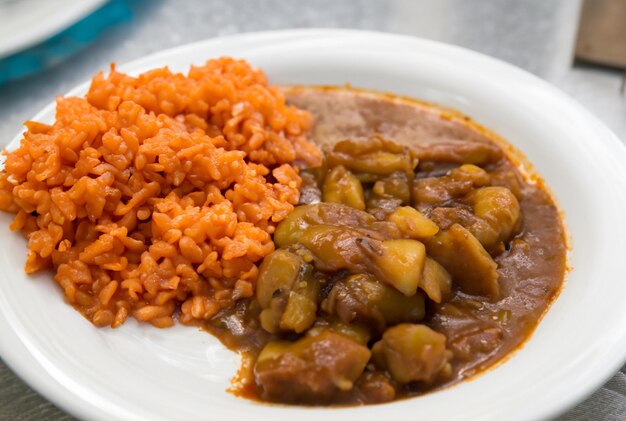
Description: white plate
xmin=1 ymin=29 xmax=626 ymax=421
xmin=0 ymin=0 xmax=105 ymax=58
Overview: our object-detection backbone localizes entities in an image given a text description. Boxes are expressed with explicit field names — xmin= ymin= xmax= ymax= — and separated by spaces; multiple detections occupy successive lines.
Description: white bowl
xmin=1 ymin=29 xmax=626 ymax=421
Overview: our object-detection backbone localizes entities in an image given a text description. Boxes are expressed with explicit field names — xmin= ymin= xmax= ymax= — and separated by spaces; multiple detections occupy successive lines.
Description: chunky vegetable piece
xmin=420 ymin=258 xmax=452 ymax=303
xmin=387 ymin=206 xmax=439 ymax=240
xmin=256 ymin=250 xmax=319 ymax=333
xmin=373 ymin=239 xmax=426 ymax=296
xmin=372 ymin=324 xmax=450 ymax=384
xmin=322 ymin=165 xmax=366 ymax=210
xmin=463 ymin=186 xmax=520 ymax=250
xmin=426 ymin=223 xmax=499 ymax=298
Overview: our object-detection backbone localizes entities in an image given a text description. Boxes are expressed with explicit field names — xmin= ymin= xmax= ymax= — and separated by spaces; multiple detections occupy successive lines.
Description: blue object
xmin=0 ymin=0 xmax=133 ymax=86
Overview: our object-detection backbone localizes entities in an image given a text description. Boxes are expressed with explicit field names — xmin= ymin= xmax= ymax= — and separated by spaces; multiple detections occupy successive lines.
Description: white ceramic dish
xmin=0 ymin=0 xmax=105 ymax=58
xmin=1 ymin=29 xmax=626 ymax=421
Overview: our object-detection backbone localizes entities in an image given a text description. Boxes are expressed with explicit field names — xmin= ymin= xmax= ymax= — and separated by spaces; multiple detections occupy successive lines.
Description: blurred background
xmin=0 ymin=0 xmax=625 ymax=419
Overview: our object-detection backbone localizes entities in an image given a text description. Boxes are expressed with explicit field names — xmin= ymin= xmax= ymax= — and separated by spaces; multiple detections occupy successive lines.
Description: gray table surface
xmin=1 ymin=0 xmax=625 ymax=420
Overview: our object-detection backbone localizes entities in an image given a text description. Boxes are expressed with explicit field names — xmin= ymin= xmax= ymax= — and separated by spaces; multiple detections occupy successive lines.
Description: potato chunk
xmin=273 ymin=205 xmax=316 ymax=247
xmin=279 ymin=288 xmax=319 ymax=333
xmin=426 ymin=223 xmax=499 ymax=298
xmin=322 ymin=165 xmax=366 ymax=210
xmin=256 ymin=250 xmax=319 ymax=333
xmin=420 ymin=257 xmax=452 ymax=303
xmin=463 ymin=186 xmax=520 ymax=250
xmin=256 ymin=249 xmax=302 ymax=308
xmin=255 ymin=330 xmax=371 ymax=403
xmin=374 ymin=239 xmax=426 ymax=296
xmin=372 ymin=324 xmax=449 ymax=384
xmin=387 ymin=206 xmax=439 ymax=240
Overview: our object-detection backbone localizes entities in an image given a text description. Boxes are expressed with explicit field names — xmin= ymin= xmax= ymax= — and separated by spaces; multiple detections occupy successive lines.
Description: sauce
xmin=201 ymin=87 xmax=567 ymax=405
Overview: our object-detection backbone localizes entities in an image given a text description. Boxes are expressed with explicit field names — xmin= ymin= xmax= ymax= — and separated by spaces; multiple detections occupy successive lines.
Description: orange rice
xmin=0 ymin=58 xmax=322 ymax=328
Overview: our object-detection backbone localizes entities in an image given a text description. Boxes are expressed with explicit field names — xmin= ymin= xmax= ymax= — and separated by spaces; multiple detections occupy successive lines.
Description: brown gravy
xmin=203 ymin=86 xmax=567 ymax=405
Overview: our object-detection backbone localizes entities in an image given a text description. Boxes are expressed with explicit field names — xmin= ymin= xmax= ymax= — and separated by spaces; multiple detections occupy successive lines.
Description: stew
xmin=202 ymin=87 xmax=567 ymax=405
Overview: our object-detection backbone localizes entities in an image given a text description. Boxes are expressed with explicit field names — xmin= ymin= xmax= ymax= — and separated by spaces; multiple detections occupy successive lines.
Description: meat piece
xmin=413 ymin=164 xmax=490 ymax=205
xmin=429 ymin=186 xmax=521 ymax=253
xmin=295 ymin=225 xmax=423 ymax=295
xmin=321 ymin=273 xmax=425 ymax=334
xmin=295 ymin=224 xmax=384 ymax=273
xmin=254 ymin=330 xmax=371 ymax=403
xmin=354 ymin=371 xmax=396 ymax=404
xmin=447 ymin=326 xmax=503 ymax=362
xmin=412 ymin=140 xmax=502 ymax=165
xmin=326 ymin=136 xmax=418 ymax=179
xmin=274 ymin=202 xmax=400 ymax=247
xmin=367 ymin=171 xmax=412 ymax=209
